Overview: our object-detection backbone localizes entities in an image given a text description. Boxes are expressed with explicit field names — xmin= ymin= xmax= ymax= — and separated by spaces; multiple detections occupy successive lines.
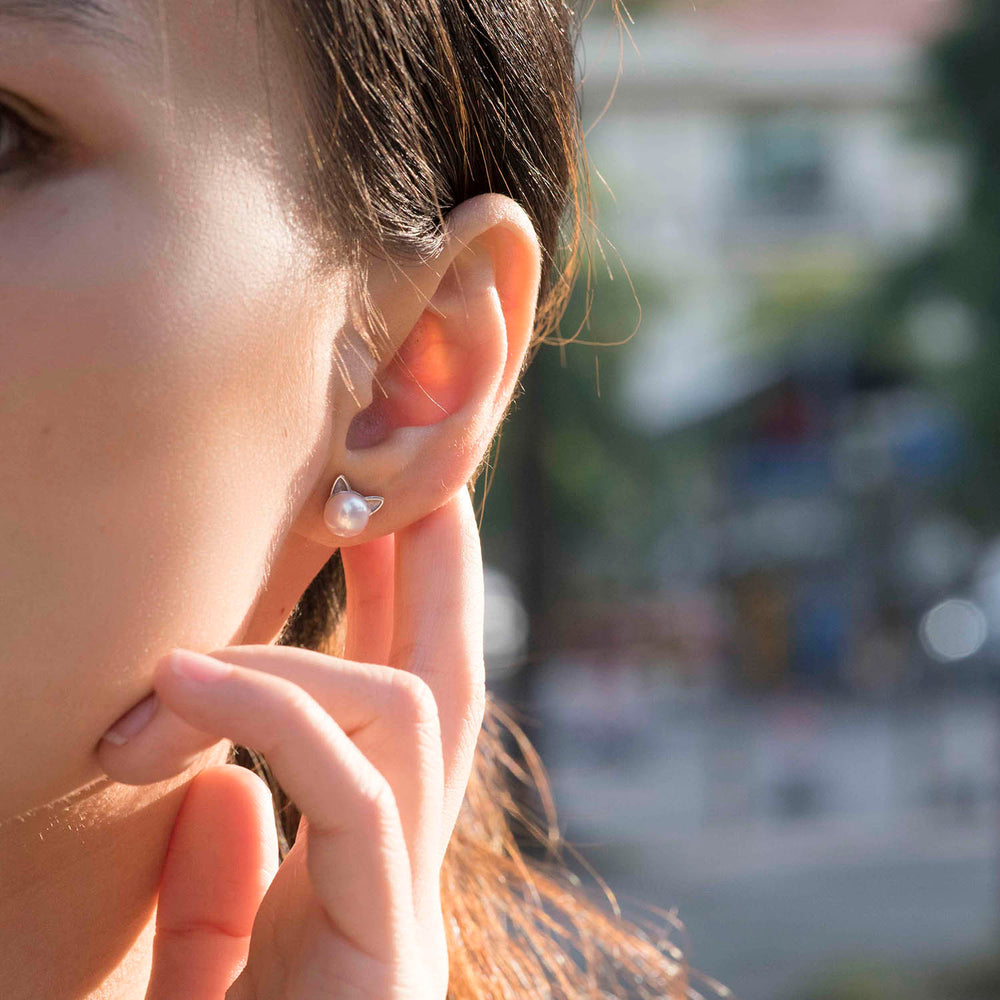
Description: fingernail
xmin=169 ymin=648 xmax=232 ymax=684
xmin=102 ymin=692 xmax=159 ymax=746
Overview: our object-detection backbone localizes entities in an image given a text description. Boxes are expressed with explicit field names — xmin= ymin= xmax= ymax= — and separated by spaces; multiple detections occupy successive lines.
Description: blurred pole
xmin=509 ymin=354 xmax=549 ymax=730
xmin=504 ymin=355 xmax=554 ymax=856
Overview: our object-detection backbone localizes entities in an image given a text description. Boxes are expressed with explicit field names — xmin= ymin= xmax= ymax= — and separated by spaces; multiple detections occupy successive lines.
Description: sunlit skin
xmin=0 ymin=1 xmax=541 ymax=997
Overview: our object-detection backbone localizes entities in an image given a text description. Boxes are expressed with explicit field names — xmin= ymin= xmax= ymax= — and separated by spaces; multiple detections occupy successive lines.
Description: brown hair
xmin=227 ymin=1 xmax=724 ymax=996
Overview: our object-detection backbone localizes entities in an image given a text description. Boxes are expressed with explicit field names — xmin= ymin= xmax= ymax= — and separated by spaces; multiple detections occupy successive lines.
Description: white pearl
xmin=323 ymin=491 xmax=371 ymax=537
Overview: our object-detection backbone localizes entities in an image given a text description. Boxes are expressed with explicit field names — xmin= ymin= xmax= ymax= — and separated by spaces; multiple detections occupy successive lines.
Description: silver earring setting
xmin=323 ymin=475 xmax=384 ymax=538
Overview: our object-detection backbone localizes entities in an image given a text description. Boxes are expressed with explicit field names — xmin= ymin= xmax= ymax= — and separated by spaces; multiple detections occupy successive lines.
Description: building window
xmin=738 ymin=111 xmax=831 ymax=218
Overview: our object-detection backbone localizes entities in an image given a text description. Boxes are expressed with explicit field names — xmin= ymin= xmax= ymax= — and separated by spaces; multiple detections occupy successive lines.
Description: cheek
xmin=0 ymin=159 xmax=336 ymax=812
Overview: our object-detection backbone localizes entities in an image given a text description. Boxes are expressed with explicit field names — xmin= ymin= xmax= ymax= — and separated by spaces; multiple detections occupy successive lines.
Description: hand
xmin=129 ymin=488 xmax=485 ymax=999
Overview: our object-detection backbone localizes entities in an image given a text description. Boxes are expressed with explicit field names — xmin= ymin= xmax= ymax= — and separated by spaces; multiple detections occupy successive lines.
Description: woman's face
xmin=0 ymin=0 xmax=346 ymax=819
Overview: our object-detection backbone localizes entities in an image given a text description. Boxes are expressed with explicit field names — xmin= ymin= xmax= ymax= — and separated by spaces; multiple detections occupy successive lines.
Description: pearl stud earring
xmin=323 ymin=475 xmax=384 ymax=538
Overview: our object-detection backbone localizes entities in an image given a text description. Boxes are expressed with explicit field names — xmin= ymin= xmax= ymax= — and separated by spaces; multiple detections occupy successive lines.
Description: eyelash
xmin=0 ymin=102 xmax=53 ymax=176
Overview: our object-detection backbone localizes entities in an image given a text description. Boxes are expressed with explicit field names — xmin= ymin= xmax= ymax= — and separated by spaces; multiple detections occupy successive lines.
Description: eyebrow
xmin=0 ymin=1 xmax=141 ymax=52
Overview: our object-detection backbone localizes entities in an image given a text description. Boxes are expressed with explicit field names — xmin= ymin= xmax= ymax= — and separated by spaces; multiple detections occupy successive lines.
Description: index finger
xmin=389 ymin=487 xmax=486 ymax=844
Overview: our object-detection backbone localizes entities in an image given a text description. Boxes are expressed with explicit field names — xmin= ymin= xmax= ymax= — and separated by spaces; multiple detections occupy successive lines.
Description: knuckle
xmin=456 ymin=667 xmax=486 ymax=722
xmin=468 ymin=678 xmax=487 ymax=726
xmin=461 ymin=682 xmax=487 ymax=746
xmin=358 ymin=770 xmax=397 ymax=823
xmin=389 ymin=671 xmax=439 ymax=728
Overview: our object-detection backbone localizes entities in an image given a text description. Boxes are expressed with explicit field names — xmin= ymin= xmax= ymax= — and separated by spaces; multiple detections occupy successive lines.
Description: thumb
xmin=145 ymin=764 xmax=280 ymax=1000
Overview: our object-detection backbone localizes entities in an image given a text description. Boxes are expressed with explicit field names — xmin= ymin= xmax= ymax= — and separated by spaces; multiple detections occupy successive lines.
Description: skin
xmin=0 ymin=1 xmax=541 ymax=997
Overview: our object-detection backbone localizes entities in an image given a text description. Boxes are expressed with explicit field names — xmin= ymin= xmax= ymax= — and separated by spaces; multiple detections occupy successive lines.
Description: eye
xmin=0 ymin=102 xmax=53 ymax=176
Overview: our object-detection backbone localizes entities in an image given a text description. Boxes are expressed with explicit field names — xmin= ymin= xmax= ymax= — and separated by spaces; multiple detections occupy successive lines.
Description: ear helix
xmin=323 ymin=474 xmax=385 ymax=538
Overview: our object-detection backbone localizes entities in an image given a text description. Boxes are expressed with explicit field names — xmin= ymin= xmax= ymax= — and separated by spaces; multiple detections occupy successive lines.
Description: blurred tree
xmin=846 ymin=0 xmax=1000 ymax=530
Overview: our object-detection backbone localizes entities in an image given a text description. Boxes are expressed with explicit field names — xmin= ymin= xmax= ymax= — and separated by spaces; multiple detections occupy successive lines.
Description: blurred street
xmin=529 ymin=667 xmax=1000 ymax=999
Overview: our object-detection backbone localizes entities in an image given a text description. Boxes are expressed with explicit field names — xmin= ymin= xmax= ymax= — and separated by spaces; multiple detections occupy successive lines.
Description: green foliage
xmin=748 ymin=256 xmax=871 ymax=352
xmin=841 ymin=0 xmax=1000 ymax=530
xmin=789 ymin=961 xmax=925 ymax=1000
xmin=792 ymin=952 xmax=1000 ymax=1000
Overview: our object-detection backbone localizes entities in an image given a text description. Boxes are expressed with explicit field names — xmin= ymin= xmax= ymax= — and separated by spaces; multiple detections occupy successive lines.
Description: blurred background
xmin=473 ymin=0 xmax=1000 ymax=997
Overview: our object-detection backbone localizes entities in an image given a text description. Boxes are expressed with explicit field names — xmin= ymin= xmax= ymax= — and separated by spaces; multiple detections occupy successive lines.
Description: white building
xmin=580 ymin=0 xmax=967 ymax=431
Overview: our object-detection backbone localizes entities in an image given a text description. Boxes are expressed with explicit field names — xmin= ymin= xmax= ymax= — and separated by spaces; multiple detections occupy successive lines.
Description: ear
xmin=297 ymin=192 xmax=542 ymax=546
